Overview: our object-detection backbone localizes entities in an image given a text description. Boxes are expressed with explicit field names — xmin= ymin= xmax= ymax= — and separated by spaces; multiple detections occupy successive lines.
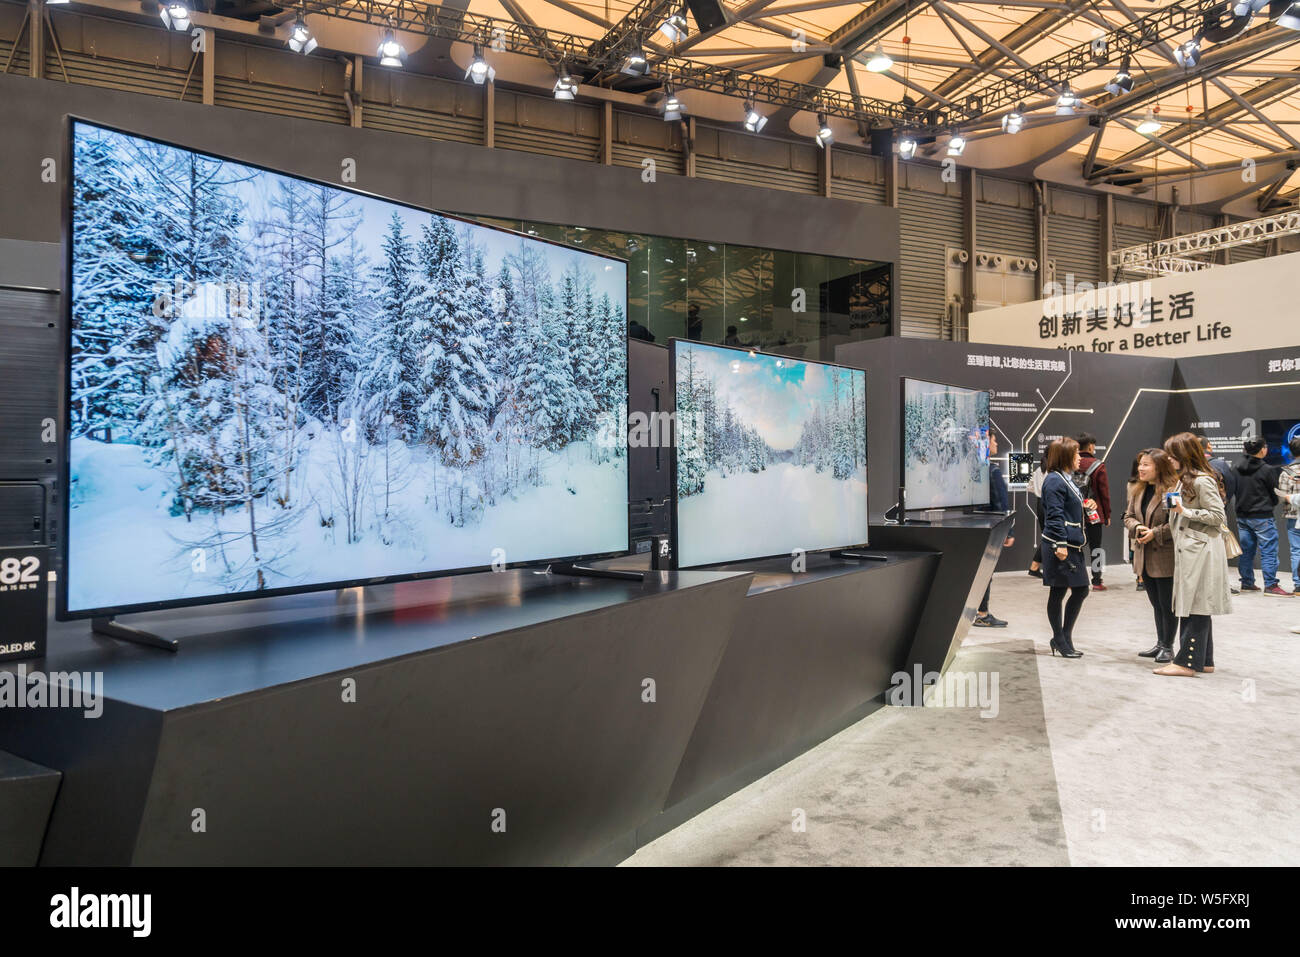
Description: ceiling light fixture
xmin=377 ymin=28 xmax=405 ymax=67
xmin=865 ymin=45 xmax=893 ymax=73
xmin=815 ymin=113 xmax=833 ymax=147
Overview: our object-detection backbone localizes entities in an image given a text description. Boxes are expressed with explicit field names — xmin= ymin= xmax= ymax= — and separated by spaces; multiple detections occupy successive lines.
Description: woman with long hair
xmin=1040 ymin=437 xmax=1089 ymax=658
xmin=1156 ymin=432 xmax=1234 ymax=677
xmin=1127 ymin=449 xmax=1147 ymax=591
xmin=1124 ymin=448 xmax=1179 ymax=663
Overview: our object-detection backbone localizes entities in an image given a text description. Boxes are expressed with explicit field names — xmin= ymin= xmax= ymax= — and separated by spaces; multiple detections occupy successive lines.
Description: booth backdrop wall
xmin=836 ymin=337 xmax=1176 ymax=573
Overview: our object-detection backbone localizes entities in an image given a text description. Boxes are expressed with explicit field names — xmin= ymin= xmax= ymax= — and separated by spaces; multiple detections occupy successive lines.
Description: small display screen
xmin=1262 ymin=419 xmax=1300 ymax=467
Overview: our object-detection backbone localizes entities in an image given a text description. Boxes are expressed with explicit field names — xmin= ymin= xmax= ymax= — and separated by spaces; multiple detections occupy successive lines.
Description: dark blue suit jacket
xmin=1041 ymin=471 xmax=1085 ymax=549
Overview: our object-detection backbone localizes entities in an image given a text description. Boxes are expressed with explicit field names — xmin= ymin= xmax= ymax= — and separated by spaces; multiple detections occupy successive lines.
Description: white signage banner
xmin=969 ymin=250 xmax=1300 ymax=358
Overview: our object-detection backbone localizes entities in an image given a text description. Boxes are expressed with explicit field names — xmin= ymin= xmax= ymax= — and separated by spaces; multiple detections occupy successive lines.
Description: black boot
xmin=1138 ymin=642 xmax=1162 ymax=658
xmin=1062 ymin=632 xmax=1085 ymax=657
xmin=1154 ymin=643 xmax=1173 ymax=664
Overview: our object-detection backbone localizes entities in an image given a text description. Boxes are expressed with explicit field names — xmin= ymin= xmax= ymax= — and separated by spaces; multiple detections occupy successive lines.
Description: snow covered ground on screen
xmin=67 ymin=435 xmax=626 ymax=612
xmin=677 ymin=462 xmax=867 ymax=567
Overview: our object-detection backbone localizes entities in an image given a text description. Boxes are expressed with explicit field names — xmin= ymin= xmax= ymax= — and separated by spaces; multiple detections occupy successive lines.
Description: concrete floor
xmin=624 ymin=564 xmax=1300 ymax=866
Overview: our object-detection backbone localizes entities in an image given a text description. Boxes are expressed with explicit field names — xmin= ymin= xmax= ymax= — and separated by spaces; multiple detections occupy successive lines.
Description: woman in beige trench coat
xmin=1154 ymin=432 xmax=1234 ymax=677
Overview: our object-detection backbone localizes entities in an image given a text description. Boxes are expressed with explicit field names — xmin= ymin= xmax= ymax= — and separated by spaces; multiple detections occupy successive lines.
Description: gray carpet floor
xmin=624 ymin=564 xmax=1300 ymax=866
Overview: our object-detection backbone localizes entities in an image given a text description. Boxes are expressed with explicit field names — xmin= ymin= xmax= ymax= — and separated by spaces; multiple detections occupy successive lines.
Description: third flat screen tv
xmin=671 ymin=340 xmax=867 ymax=568
xmin=61 ymin=118 xmax=629 ymax=619
xmin=901 ymin=377 xmax=991 ymax=510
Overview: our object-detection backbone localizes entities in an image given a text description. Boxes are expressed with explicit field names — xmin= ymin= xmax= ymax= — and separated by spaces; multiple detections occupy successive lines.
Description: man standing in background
xmin=1075 ymin=433 xmax=1110 ymax=591
xmin=1203 ymin=437 xmax=1238 ymax=508
xmin=974 ymin=430 xmax=1014 ymax=627
xmin=1234 ymin=437 xmax=1285 ymax=595
xmin=1276 ymin=435 xmax=1300 ymax=595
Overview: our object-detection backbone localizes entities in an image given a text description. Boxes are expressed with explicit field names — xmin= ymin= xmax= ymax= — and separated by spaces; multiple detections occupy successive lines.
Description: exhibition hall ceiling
xmin=15 ymin=1 xmax=1300 ymax=210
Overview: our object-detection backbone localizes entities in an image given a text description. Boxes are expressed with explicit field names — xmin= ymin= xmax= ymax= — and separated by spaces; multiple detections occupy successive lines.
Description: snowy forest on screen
xmin=66 ymin=123 xmax=628 ymax=612
xmin=902 ymin=381 xmax=990 ymax=509
xmin=674 ymin=343 xmax=867 ymax=567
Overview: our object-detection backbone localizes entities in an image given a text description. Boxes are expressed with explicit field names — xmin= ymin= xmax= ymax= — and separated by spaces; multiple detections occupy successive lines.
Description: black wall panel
xmin=0 ymin=288 xmax=59 ymax=554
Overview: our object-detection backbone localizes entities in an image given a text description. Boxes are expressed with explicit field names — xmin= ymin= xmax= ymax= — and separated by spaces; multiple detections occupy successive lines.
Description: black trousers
xmin=1084 ymin=522 xmax=1105 ymax=584
xmin=979 ymin=583 xmax=990 ymax=613
xmin=1174 ymin=614 xmax=1215 ymax=671
xmin=1142 ymin=575 xmax=1177 ymax=650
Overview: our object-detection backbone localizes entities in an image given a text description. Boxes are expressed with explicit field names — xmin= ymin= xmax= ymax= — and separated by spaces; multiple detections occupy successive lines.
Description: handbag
xmin=1222 ymin=524 xmax=1243 ymax=559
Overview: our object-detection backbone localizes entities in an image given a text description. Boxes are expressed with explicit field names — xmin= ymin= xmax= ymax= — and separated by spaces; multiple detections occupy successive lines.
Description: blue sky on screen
xmin=685 ymin=343 xmax=858 ymax=449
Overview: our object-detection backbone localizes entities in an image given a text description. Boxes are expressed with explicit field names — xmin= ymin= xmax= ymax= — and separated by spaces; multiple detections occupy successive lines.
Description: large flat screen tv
xmin=1262 ymin=418 xmax=1300 ymax=467
xmin=901 ymin=377 xmax=990 ymax=510
xmin=60 ymin=119 xmax=629 ymax=619
xmin=670 ymin=340 xmax=867 ymax=568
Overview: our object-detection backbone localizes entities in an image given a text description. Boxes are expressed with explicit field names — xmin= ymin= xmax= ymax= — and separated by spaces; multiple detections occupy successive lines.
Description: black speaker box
xmin=686 ymin=0 xmax=728 ymax=33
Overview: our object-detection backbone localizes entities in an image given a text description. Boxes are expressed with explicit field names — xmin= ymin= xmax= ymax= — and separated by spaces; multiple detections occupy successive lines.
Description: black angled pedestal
xmin=0 ymin=568 xmax=750 ymax=865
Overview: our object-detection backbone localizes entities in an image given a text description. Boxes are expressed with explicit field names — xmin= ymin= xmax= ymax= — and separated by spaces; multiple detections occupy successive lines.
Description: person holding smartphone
xmin=1040 ymin=437 xmax=1089 ymax=659
xmin=1123 ymin=448 xmax=1178 ymax=663
xmin=1156 ymin=432 xmax=1234 ymax=676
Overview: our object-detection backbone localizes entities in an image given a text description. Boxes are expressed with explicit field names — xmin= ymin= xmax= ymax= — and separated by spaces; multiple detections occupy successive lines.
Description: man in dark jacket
xmin=1234 ymin=437 xmax=1284 ymax=595
xmin=1202 ymin=437 xmax=1238 ymax=507
xmin=1076 ymin=433 xmax=1110 ymax=591
xmin=974 ymin=431 xmax=1014 ymax=627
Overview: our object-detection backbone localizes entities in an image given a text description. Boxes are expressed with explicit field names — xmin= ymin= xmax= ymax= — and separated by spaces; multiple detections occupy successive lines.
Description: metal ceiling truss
xmin=293 ymin=0 xmax=945 ymax=127
xmin=1111 ymin=208 xmax=1300 ymax=273
xmin=947 ymin=0 xmax=1249 ymax=122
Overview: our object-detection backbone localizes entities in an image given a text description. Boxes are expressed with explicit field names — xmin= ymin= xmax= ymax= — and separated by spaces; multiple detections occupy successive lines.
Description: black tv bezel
xmin=899 ymin=375 xmax=993 ymax=512
xmin=57 ymin=115 xmax=632 ymax=622
xmin=667 ymin=338 xmax=869 ymax=571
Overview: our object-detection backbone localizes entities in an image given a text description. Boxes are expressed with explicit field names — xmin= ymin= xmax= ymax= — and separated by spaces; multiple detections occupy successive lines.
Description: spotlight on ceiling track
xmin=45 ymin=0 xmax=69 ymax=5
xmin=898 ymin=135 xmax=918 ymax=160
xmin=1232 ymin=0 xmax=1269 ymax=15
xmin=946 ymin=131 xmax=966 ymax=156
xmin=467 ymin=43 xmax=495 ymax=84
xmin=814 ymin=113 xmax=833 ymax=147
xmin=287 ymin=16 xmax=317 ymax=55
xmin=1055 ymin=85 xmax=1077 ymax=116
xmin=660 ymin=83 xmax=683 ymax=122
xmin=865 ymin=45 xmax=893 ymax=73
xmin=743 ymin=99 xmax=767 ymax=133
xmin=1105 ymin=56 xmax=1134 ymax=95
xmin=1136 ymin=107 xmax=1162 ymax=135
xmin=1001 ymin=105 xmax=1024 ymax=134
xmin=159 ymin=1 xmax=191 ymax=31
xmin=554 ymin=68 xmax=578 ymax=100
xmin=620 ymin=46 xmax=650 ymax=76
xmin=658 ymin=10 xmax=688 ymax=44
xmin=1273 ymin=0 xmax=1300 ymax=29
xmin=1175 ymin=33 xmax=1202 ymax=68
xmin=377 ymin=28 xmax=405 ymax=67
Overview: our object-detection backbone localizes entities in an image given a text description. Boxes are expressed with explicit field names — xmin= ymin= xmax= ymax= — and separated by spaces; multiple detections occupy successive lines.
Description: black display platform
xmin=641 ymin=549 xmax=942 ymax=848
xmin=0 ymin=750 xmax=60 ymax=866
xmin=868 ymin=513 xmax=1015 ymax=676
xmin=0 ymin=568 xmax=752 ymax=865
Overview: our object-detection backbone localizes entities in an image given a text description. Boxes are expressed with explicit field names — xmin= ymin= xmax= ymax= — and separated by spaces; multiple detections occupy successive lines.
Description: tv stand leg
xmin=91 ymin=617 xmax=179 ymax=652
xmin=548 ymin=563 xmax=646 ymax=583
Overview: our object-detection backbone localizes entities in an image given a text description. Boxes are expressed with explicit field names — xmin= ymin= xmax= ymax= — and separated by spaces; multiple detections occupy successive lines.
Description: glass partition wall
xmin=475 ymin=218 xmax=891 ymax=361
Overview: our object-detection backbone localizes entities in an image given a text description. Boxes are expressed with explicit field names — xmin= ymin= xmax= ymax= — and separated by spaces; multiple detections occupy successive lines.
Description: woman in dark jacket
xmin=1123 ymin=448 xmax=1178 ymax=662
xmin=1040 ymin=437 xmax=1089 ymax=658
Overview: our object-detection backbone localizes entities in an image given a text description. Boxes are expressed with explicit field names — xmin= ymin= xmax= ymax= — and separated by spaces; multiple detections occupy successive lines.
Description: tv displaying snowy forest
xmin=64 ymin=121 xmax=629 ymax=615
xmin=902 ymin=379 xmax=990 ymax=509
xmin=673 ymin=342 xmax=867 ymax=568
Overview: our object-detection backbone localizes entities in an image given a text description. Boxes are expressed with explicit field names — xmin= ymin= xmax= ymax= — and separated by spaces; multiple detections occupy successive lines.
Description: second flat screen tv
xmin=671 ymin=341 xmax=868 ymax=568
xmin=901 ymin=378 xmax=991 ymax=509
xmin=62 ymin=119 xmax=629 ymax=618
